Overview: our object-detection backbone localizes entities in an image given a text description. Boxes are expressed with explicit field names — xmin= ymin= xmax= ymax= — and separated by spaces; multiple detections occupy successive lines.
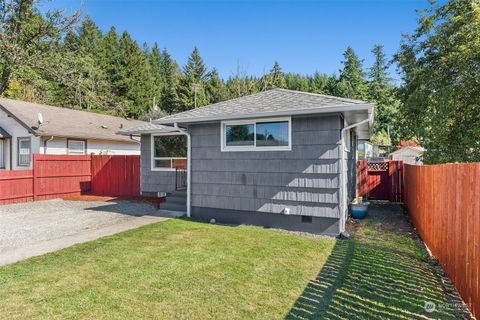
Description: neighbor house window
xmin=0 ymin=139 xmax=4 ymax=169
xmin=221 ymin=117 xmax=291 ymax=151
xmin=151 ymin=134 xmax=187 ymax=171
xmin=17 ymin=137 xmax=31 ymax=166
xmin=67 ymin=139 xmax=86 ymax=155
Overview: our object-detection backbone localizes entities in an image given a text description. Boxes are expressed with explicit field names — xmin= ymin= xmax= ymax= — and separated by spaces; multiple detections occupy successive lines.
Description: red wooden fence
xmin=0 ymin=154 xmax=141 ymax=205
xmin=91 ymin=155 xmax=140 ymax=196
xmin=356 ymin=160 xmax=404 ymax=202
xmin=0 ymin=170 xmax=34 ymax=205
xmin=404 ymin=163 xmax=480 ymax=318
xmin=34 ymin=154 xmax=92 ymax=201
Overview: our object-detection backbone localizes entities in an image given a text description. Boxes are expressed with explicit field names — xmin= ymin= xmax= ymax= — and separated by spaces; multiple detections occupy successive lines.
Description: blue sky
xmin=44 ymin=0 xmax=433 ymax=82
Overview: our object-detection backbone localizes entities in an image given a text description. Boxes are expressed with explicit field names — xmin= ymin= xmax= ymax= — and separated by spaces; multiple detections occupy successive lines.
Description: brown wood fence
xmin=404 ymin=163 xmax=480 ymax=318
xmin=356 ymin=160 xmax=403 ymax=202
xmin=0 ymin=154 xmax=141 ymax=205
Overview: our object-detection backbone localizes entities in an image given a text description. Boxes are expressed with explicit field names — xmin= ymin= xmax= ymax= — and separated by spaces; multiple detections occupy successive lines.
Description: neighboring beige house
xmin=0 ymin=98 xmax=145 ymax=170
xmin=390 ymin=146 xmax=425 ymax=165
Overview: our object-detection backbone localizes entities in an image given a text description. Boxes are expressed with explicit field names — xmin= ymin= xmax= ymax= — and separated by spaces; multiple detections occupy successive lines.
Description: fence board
xmin=1 ymin=154 xmax=141 ymax=207
xmin=404 ymin=162 xmax=480 ymax=318
xmin=91 ymin=155 xmax=140 ymax=197
xmin=0 ymin=170 xmax=34 ymax=205
xmin=33 ymin=154 xmax=91 ymax=200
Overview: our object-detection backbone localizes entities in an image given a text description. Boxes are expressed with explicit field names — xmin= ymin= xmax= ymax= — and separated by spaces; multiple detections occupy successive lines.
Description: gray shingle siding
xmin=189 ymin=114 xmax=342 ymax=218
xmin=140 ymin=134 xmax=176 ymax=194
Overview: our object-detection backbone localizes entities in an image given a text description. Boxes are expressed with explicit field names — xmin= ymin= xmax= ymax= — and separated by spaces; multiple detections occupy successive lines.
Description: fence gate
xmin=367 ymin=162 xmax=390 ymax=200
xmin=357 ymin=160 xmax=404 ymax=202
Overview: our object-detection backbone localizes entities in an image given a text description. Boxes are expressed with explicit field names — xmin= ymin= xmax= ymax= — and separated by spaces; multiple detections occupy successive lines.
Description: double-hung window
xmin=17 ymin=137 xmax=31 ymax=166
xmin=221 ymin=117 xmax=291 ymax=152
xmin=67 ymin=139 xmax=86 ymax=155
xmin=151 ymin=134 xmax=187 ymax=171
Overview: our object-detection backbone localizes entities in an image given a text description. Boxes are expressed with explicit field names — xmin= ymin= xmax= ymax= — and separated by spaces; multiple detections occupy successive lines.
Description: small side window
xmin=68 ymin=140 xmax=86 ymax=155
xmin=17 ymin=137 xmax=31 ymax=166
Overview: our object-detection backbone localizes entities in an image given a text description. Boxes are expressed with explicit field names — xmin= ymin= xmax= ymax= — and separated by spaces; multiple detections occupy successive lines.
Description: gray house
xmin=121 ymin=89 xmax=374 ymax=235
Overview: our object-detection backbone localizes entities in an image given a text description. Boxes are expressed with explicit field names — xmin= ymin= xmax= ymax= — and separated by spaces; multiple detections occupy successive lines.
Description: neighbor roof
xmin=0 ymin=126 xmax=11 ymax=138
xmin=390 ymin=146 xmax=425 ymax=155
xmin=153 ymin=88 xmax=372 ymax=124
xmin=0 ymin=98 xmax=146 ymax=143
xmin=118 ymin=122 xmax=181 ymax=136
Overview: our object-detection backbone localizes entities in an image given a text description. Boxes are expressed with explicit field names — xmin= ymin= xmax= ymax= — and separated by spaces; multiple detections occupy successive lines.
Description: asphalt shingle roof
xmin=155 ymin=88 xmax=369 ymax=124
xmin=0 ymin=98 xmax=146 ymax=143
xmin=118 ymin=122 xmax=180 ymax=135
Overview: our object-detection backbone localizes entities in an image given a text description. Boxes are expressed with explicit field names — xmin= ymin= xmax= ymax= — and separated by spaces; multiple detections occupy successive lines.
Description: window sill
xmin=221 ymin=146 xmax=292 ymax=152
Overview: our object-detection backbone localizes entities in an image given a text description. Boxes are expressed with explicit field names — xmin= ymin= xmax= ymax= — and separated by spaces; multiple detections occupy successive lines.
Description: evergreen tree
xmin=177 ymin=47 xmax=210 ymax=110
xmin=115 ymin=31 xmax=154 ymax=117
xmin=77 ymin=17 xmax=104 ymax=56
xmin=368 ymin=44 xmax=399 ymax=146
xmin=309 ymin=72 xmax=331 ymax=94
xmin=206 ymin=68 xmax=227 ymax=103
xmin=159 ymin=49 xmax=180 ymax=114
xmin=337 ymin=47 xmax=368 ymax=100
xmin=102 ymin=27 xmax=120 ymax=86
xmin=285 ymin=73 xmax=310 ymax=92
xmin=261 ymin=61 xmax=286 ymax=90
xmin=149 ymin=43 xmax=163 ymax=107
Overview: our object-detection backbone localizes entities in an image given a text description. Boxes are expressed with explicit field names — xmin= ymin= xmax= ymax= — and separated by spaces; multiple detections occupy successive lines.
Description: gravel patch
xmin=0 ymin=199 xmax=159 ymax=252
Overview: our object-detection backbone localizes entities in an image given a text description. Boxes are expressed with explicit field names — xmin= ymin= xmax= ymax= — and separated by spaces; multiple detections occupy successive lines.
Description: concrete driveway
xmin=0 ymin=199 xmax=169 ymax=266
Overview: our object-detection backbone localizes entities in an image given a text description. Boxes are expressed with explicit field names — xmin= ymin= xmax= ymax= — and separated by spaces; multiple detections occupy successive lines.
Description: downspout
xmin=174 ymin=123 xmax=191 ymax=218
xmin=43 ymin=136 xmax=54 ymax=154
xmin=339 ymin=112 xmax=373 ymax=234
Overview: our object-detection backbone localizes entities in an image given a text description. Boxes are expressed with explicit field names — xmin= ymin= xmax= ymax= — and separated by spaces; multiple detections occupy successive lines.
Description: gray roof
xmin=0 ymin=98 xmax=146 ymax=143
xmin=118 ymin=122 xmax=181 ymax=136
xmin=154 ymin=88 xmax=371 ymax=124
xmin=0 ymin=126 xmax=11 ymax=138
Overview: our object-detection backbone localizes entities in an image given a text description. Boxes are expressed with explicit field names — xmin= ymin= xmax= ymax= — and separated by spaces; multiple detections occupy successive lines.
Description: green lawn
xmin=0 ymin=205 xmax=470 ymax=319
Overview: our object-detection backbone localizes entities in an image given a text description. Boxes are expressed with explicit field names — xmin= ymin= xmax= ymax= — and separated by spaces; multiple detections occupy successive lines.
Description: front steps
xmin=160 ymin=190 xmax=187 ymax=213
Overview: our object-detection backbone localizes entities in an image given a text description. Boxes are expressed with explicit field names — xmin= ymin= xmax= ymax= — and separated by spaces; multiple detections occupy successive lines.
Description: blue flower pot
xmin=351 ymin=203 xmax=369 ymax=219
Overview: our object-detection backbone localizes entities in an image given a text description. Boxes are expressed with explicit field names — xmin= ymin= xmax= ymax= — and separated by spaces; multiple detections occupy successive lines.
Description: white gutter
xmin=174 ymin=123 xmax=192 ymax=218
xmin=339 ymin=110 xmax=374 ymax=234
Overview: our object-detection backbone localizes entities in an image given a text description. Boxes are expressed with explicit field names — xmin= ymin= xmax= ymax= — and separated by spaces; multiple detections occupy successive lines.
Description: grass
xmin=0 ymin=219 xmax=335 ymax=319
xmin=287 ymin=203 xmax=470 ymax=320
xmin=0 ymin=204 xmax=470 ymax=319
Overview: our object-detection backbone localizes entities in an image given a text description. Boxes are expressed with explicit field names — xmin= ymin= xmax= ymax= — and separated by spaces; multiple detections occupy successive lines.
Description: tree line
xmin=1 ymin=0 xmax=478 ymax=163
xmin=0 ymin=1 xmax=398 ymax=145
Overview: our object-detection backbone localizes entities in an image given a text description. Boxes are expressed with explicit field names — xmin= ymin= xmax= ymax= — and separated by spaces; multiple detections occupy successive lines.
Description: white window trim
xmin=67 ymin=139 xmax=86 ymax=155
xmin=220 ymin=117 xmax=292 ymax=152
xmin=17 ymin=137 xmax=31 ymax=167
xmin=151 ymin=133 xmax=187 ymax=172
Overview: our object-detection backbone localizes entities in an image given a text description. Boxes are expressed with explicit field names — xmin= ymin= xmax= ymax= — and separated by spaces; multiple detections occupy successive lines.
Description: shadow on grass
xmin=286 ymin=238 xmax=468 ymax=320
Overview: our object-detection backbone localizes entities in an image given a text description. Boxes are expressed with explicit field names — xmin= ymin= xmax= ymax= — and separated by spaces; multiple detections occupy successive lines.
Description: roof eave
xmin=38 ymin=133 xmax=139 ymax=144
xmin=152 ymin=103 xmax=373 ymax=125
xmin=0 ymin=103 xmax=38 ymax=136
xmin=117 ymin=127 xmax=181 ymax=136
